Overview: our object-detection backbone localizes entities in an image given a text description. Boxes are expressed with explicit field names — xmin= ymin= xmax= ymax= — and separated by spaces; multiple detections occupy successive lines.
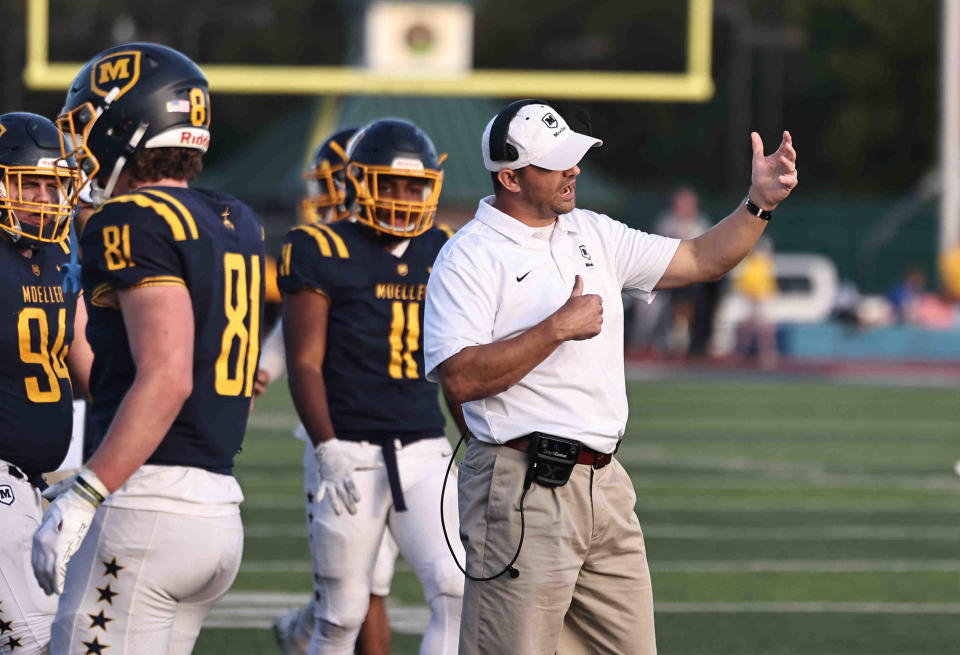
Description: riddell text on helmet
xmin=180 ymin=131 xmax=210 ymax=149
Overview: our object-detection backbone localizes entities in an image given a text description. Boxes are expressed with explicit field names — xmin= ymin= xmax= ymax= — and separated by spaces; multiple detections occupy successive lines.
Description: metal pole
xmin=941 ymin=0 xmax=960 ymax=252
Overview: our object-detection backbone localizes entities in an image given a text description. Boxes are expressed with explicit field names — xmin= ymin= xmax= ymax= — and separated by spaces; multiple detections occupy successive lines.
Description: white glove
xmin=314 ymin=439 xmax=382 ymax=516
xmin=32 ymin=468 xmax=109 ymax=595
xmin=41 ymin=472 xmax=79 ymax=501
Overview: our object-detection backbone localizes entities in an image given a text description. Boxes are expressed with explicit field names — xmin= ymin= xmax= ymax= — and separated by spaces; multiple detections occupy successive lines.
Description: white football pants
xmin=281 ymin=442 xmax=400 ymax=654
xmin=306 ymin=437 xmax=464 ymax=655
xmin=51 ymin=505 xmax=243 ymax=654
xmin=0 ymin=463 xmax=55 ymax=655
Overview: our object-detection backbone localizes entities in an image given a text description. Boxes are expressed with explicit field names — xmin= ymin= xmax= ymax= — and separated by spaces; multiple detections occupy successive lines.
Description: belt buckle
xmin=593 ymin=452 xmax=611 ymax=469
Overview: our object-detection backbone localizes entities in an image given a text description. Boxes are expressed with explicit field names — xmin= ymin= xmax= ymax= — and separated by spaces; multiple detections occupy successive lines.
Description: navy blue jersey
xmin=278 ymin=220 xmax=452 ymax=440
xmin=0 ymin=239 xmax=78 ymax=473
xmin=81 ymin=186 xmax=265 ymax=474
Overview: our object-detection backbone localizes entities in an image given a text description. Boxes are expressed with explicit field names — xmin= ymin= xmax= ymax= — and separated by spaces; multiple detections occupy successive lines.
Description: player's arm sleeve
xmin=424 ymin=258 xmax=497 ymax=383
xmin=80 ymin=208 xmax=185 ymax=306
xmin=258 ymin=318 xmax=286 ymax=382
xmin=277 ymin=226 xmax=345 ymax=299
xmin=601 ymin=213 xmax=681 ymax=303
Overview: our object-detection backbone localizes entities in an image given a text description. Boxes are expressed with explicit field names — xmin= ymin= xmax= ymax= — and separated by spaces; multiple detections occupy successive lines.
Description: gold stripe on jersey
xmin=129 ymin=275 xmax=187 ymax=290
xmin=437 ymin=222 xmax=454 ymax=239
xmin=140 ymin=190 xmax=199 ymax=240
xmin=90 ymin=277 xmax=186 ymax=309
xmin=313 ymin=223 xmax=350 ymax=259
xmin=295 ymin=224 xmax=332 ymax=258
xmin=90 ymin=283 xmax=119 ymax=309
xmin=101 ymin=194 xmax=188 ymax=241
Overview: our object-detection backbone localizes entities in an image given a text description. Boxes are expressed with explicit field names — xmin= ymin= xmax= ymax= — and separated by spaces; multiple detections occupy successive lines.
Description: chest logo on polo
xmin=579 ymin=244 xmax=595 ymax=268
xmin=0 ymin=485 xmax=13 ymax=506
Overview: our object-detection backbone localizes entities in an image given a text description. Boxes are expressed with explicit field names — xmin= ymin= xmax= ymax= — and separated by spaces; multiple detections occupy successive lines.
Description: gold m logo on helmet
xmin=90 ymin=51 xmax=142 ymax=99
xmin=0 ymin=123 xmax=6 ymax=140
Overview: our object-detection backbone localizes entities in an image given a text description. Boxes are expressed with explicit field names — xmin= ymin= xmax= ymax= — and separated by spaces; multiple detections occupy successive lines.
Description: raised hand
xmin=551 ymin=275 xmax=603 ymax=342
xmin=749 ymin=131 xmax=798 ymax=210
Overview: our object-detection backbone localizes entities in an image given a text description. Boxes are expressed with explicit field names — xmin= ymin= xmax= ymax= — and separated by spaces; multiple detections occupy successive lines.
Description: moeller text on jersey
xmin=375 ymin=282 xmax=426 ymax=302
xmin=22 ymin=284 xmax=66 ymax=304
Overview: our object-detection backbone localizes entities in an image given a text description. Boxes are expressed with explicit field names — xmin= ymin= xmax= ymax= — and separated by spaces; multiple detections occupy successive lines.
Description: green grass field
xmin=195 ymin=377 xmax=960 ymax=654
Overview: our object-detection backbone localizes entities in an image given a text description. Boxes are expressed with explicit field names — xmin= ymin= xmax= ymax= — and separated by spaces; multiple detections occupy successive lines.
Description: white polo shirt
xmin=424 ymin=196 xmax=680 ymax=453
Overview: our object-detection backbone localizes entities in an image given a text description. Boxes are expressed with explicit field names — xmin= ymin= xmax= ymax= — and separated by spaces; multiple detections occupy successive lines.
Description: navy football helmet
xmin=0 ymin=113 xmax=79 ymax=244
xmin=56 ymin=42 xmax=210 ymax=206
xmin=301 ymin=127 xmax=358 ymax=225
xmin=345 ymin=118 xmax=445 ymax=238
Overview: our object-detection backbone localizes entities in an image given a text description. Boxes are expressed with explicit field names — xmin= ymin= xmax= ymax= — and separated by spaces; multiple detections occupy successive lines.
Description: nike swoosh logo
xmin=516 ymin=271 xmax=531 ymax=282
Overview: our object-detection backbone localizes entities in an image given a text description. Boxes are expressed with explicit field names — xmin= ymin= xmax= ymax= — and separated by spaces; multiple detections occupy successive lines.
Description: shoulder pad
xmin=436 ymin=222 xmax=455 ymax=239
xmin=290 ymin=223 xmax=350 ymax=259
xmin=98 ymin=190 xmax=199 ymax=241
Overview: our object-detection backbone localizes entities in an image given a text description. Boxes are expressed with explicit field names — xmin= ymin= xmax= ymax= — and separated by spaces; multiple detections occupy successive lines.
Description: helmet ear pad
xmin=488 ymin=99 xmax=546 ymax=163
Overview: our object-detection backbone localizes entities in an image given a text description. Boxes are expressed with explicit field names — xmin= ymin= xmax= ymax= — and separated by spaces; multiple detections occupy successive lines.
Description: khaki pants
xmin=457 ymin=439 xmax=656 ymax=655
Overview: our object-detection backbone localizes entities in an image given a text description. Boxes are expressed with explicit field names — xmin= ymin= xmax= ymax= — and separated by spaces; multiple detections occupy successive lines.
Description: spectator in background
xmin=886 ymin=257 xmax=960 ymax=331
xmin=653 ymin=187 xmax=720 ymax=356
xmin=735 ymin=237 xmax=779 ymax=368
xmin=886 ymin=265 xmax=927 ymax=323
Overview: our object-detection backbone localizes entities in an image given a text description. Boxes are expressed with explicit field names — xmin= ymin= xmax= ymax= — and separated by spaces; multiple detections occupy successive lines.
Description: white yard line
xmin=244 ymin=412 xmax=299 ymax=431
xmin=204 ymin=592 xmax=960 ymax=633
xmin=627 ymin=476 xmax=960 ymax=492
xmin=240 ymin=523 xmax=960 ymax=540
xmin=641 ymin=525 xmax=960 ymax=540
xmin=206 ymin=593 xmax=427 ymax=632
xmin=635 ymin=502 xmax=960 ymax=512
xmin=241 ymin=494 xmax=960 ymax=513
xmin=238 ymin=558 xmax=960 ymax=575
xmin=654 ymin=602 xmax=960 ymax=614
xmin=649 ymin=559 xmax=960 ymax=573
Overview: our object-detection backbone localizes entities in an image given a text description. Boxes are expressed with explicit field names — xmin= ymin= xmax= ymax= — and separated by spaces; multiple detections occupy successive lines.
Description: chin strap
xmin=93 ymin=120 xmax=150 ymax=207
xmin=1 ymin=211 xmax=22 ymax=244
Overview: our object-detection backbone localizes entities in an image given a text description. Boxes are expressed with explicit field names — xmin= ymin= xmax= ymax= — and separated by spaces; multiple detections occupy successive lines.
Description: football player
xmin=267 ymin=128 xmax=400 ymax=655
xmin=278 ymin=118 xmax=464 ymax=655
xmin=0 ymin=111 xmax=90 ymax=655
xmin=259 ymin=126 xmax=361 ymax=396
xmin=30 ymin=42 xmax=265 ymax=655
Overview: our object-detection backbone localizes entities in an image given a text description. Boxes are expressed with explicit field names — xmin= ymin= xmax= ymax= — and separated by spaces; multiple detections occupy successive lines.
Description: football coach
xmin=423 ymin=99 xmax=797 ymax=655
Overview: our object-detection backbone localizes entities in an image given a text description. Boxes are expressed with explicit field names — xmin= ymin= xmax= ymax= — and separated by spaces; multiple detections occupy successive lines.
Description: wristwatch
xmin=743 ymin=196 xmax=774 ymax=221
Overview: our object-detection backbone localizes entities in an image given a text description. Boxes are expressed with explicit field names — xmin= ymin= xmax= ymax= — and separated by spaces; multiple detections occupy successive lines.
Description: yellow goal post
xmin=23 ymin=0 xmax=713 ymax=102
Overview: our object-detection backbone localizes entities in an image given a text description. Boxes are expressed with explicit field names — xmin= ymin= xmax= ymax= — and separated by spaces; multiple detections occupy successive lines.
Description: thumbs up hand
xmin=550 ymin=275 xmax=603 ymax=342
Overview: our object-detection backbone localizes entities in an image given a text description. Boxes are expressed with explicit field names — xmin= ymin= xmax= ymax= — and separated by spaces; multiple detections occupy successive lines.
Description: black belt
xmin=380 ymin=439 xmax=406 ymax=512
xmin=504 ymin=436 xmax=618 ymax=469
xmin=8 ymin=464 xmax=48 ymax=491
xmin=337 ymin=432 xmax=433 ymax=513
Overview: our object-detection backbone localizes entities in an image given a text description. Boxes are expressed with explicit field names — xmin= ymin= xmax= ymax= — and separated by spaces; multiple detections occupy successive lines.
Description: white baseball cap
xmin=481 ymin=102 xmax=603 ymax=172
